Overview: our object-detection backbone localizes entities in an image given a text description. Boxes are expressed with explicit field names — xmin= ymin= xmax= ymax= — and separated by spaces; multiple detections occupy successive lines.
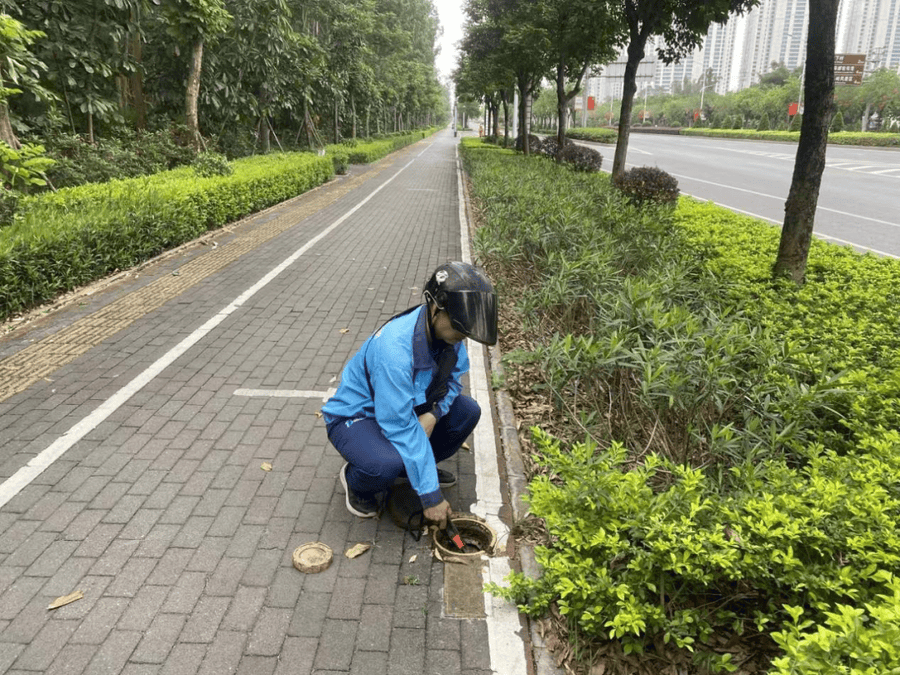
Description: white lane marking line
xmin=0 ymin=145 xmax=432 ymax=511
xmin=456 ymin=143 xmax=528 ymax=675
xmin=234 ymin=388 xmax=336 ymax=401
xmin=667 ymin=172 xmax=900 ymax=229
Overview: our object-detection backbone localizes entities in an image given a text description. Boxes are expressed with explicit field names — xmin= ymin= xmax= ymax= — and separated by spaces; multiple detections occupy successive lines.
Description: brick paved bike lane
xmin=0 ymin=130 xmax=531 ymax=675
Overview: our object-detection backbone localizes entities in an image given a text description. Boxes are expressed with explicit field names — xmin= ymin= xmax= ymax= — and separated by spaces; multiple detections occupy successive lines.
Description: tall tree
xmin=0 ymin=14 xmax=50 ymax=148
xmin=772 ymin=0 xmax=839 ymax=282
xmin=3 ymin=0 xmax=144 ymax=141
xmin=540 ymin=0 xmax=619 ymax=153
xmin=610 ymin=0 xmax=758 ymax=179
xmin=160 ymin=0 xmax=231 ymax=149
xmin=460 ymin=0 xmax=546 ymax=153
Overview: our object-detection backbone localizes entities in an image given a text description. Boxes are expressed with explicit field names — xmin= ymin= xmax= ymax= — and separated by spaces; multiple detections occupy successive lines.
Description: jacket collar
xmin=412 ymin=305 xmax=436 ymax=368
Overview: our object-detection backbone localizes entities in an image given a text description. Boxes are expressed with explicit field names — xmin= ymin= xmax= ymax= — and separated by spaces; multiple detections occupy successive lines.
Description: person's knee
xmin=356 ymin=453 xmax=404 ymax=481
xmin=456 ymin=394 xmax=481 ymax=426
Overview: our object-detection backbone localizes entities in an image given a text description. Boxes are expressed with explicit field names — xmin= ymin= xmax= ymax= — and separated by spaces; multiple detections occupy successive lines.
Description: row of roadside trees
xmin=0 ymin=0 xmax=448 ymax=156
xmin=454 ymin=0 xmax=846 ymax=283
xmin=531 ymin=63 xmax=900 ymax=132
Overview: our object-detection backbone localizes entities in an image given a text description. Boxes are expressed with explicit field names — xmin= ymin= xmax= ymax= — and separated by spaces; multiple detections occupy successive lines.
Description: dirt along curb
xmin=456 ymin=141 xmax=563 ymax=675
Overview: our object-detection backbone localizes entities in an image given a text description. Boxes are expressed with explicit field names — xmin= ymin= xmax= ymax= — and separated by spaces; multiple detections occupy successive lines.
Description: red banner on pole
xmin=587 ymin=96 xmax=595 ymax=111
xmin=788 ymin=102 xmax=799 ymax=116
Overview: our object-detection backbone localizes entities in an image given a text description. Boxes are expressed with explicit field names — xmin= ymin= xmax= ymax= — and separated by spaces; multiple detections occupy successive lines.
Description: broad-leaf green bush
xmin=612 ymin=166 xmax=680 ymax=206
xmin=558 ymin=144 xmax=602 ymax=172
xmin=43 ymin=127 xmax=197 ymax=188
xmin=461 ymin=137 xmax=900 ymax=673
xmin=830 ymin=111 xmax=845 ymax=133
xmin=192 ymin=151 xmax=233 ymax=177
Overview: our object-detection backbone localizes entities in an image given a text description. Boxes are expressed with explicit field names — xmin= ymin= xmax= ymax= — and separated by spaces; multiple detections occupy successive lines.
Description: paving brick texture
xmin=0 ymin=130 xmax=509 ymax=674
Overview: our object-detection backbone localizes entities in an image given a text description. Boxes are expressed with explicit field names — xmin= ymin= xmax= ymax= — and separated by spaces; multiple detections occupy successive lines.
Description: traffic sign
xmin=835 ymin=53 xmax=865 ymax=85
xmin=835 ymin=53 xmax=866 ymax=65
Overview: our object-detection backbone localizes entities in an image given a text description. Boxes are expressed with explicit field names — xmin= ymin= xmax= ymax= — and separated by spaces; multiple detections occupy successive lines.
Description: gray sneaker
xmin=340 ymin=463 xmax=378 ymax=518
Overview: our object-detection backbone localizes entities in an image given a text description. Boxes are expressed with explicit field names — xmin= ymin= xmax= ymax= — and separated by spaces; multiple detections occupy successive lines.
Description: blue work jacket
xmin=322 ymin=305 xmax=469 ymax=507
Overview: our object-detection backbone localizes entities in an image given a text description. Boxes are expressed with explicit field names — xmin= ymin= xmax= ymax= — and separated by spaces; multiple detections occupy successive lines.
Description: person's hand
xmin=418 ymin=411 xmax=437 ymax=438
xmin=423 ymin=499 xmax=451 ymax=529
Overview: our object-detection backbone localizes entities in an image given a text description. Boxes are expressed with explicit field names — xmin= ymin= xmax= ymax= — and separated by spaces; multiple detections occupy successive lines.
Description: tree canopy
xmin=0 ymin=0 xmax=448 ymax=154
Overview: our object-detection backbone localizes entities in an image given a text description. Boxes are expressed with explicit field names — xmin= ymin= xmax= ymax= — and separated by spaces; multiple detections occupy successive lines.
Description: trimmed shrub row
xmin=1 ymin=129 xmax=437 ymax=320
xmin=325 ymin=129 xmax=436 ymax=166
xmin=0 ymin=153 xmax=333 ymax=320
xmin=681 ymin=127 xmax=900 ymax=146
xmin=551 ymin=125 xmax=899 ymax=147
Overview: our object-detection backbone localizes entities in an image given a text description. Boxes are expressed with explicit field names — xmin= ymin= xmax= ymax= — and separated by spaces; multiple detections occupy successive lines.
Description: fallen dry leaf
xmin=345 ymin=543 xmax=372 ymax=559
xmin=408 ymin=554 xmax=417 ymax=563
xmin=48 ymin=591 xmax=83 ymax=610
xmin=339 ymin=328 xmax=350 ymax=334
xmin=315 ymin=411 xmax=323 ymax=418
xmin=260 ymin=462 xmax=272 ymax=472
xmin=461 ymin=442 xmax=471 ymax=451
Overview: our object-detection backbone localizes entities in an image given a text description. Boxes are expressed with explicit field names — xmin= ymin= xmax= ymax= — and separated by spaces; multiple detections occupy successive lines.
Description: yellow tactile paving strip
xmin=0 ymin=146 xmax=417 ymax=403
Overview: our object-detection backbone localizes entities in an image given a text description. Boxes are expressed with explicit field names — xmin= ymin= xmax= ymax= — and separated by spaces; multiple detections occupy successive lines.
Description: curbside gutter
xmin=488 ymin=346 xmax=562 ymax=675
xmin=456 ymin=141 xmax=563 ymax=675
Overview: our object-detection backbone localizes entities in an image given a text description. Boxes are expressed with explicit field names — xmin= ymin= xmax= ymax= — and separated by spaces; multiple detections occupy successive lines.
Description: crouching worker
xmin=322 ymin=262 xmax=498 ymax=529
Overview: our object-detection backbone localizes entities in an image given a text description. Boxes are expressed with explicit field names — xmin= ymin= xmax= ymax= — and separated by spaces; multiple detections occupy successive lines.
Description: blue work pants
xmin=327 ymin=395 xmax=481 ymax=499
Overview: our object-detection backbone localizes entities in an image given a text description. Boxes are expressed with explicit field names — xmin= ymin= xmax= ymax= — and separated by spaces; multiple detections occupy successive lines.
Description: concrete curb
xmin=456 ymin=143 xmax=563 ymax=675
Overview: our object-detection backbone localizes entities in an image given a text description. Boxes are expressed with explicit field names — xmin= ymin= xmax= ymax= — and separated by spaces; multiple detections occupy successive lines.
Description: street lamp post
xmin=786 ymin=32 xmax=806 ymax=113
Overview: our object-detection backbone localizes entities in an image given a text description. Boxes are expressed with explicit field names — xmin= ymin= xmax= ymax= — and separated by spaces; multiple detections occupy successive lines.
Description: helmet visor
xmin=445 ymin=290 xmax=498 ymax=345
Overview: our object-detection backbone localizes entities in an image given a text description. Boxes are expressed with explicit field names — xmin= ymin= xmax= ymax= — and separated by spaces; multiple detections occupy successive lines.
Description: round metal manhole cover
xmin=292 ymin=542 xmax=333 ymax=573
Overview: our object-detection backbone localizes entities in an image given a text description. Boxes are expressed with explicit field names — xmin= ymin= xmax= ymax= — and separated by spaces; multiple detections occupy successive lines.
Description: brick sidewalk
xmin=0 ymin=131 xmax=525 ymax=675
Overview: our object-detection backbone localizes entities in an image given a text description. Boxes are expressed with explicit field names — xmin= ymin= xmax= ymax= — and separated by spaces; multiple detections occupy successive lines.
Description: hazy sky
xmin=434 ymin=0 xmax=465 ymax=81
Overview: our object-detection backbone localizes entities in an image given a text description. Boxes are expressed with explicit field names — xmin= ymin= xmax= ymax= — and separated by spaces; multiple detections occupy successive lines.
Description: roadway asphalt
xmin=0 ymin=130 xmax=546 ymax=675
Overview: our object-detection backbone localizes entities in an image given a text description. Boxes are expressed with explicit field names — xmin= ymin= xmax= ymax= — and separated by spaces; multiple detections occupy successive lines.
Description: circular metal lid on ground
xmin=292 ymin=542 xmax=333 ymax=573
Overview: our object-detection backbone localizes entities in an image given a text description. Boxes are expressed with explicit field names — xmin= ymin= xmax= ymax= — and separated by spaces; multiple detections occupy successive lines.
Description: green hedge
xmin=558 ymin=128 xmax=619 ymax=144
xmin=460 ymin=139 xmax=900 ymax=673
xmin=325 ymin=128 xmax=438 ymax=165
xmin=553 ymin=125 xmax=900 ymax=147
xmin=1 ymin=152 xmax=334 ymax=320
xmin=681 ymin=127 xmax=900 ymax=147
xmin=1 ymin=129 xmax=438 ymax=320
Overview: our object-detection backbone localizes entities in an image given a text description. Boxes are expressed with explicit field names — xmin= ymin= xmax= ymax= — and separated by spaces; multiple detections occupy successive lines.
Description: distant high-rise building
xmin=591 ymin=0 xmax=900 ymax=100
xmin=836 ymin=0 xmax=900 ymax=71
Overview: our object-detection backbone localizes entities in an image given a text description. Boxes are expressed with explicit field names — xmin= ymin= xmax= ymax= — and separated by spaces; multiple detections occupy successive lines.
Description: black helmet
xmin=424 ymin=262 xmax=498 ymax=345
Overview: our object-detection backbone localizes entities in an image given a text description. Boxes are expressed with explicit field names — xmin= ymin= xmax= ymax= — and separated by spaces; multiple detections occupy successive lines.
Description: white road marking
xmin=456 ymin=145 xmax=529 ymax=675
xmin=234 ymin=388 xmax=336 ymax=401
xmin=0 ymin=144 xmax=432 ymax=510
xmin=667 ymin=172 xmax=900 ymax=229
xmin=681 ymin=197 xmax=899 ymax=259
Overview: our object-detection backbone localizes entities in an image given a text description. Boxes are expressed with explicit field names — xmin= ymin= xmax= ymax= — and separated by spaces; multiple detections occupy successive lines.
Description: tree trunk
xmin=773 ymin=0 xmax=839 ymax=283
xmin=334 ymin=97 xmax=340 ymax=144
xmin=861 ymin=102 xmax=871 ymax=132
xmin=0 ymin=103 xmax=20 ymax=149
xmin=517 ymin=76 xmax=531 ymax=154
xmin=258 ymin=88 xmax=270 ymax=153
xmin=612 ymin=38 xmax=646 ymax=179
xmin=129 ymin=29 xmax=147 ymax=130
xmin=501 ymin=91 xmax=509 ymax=146
xmin=555 ymin=60 xmax=567 ymax=155
xmin=186 ymin=39 xmax=204 ymax=150
xmin=352 ymin=97 xmax=357 ymax=139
